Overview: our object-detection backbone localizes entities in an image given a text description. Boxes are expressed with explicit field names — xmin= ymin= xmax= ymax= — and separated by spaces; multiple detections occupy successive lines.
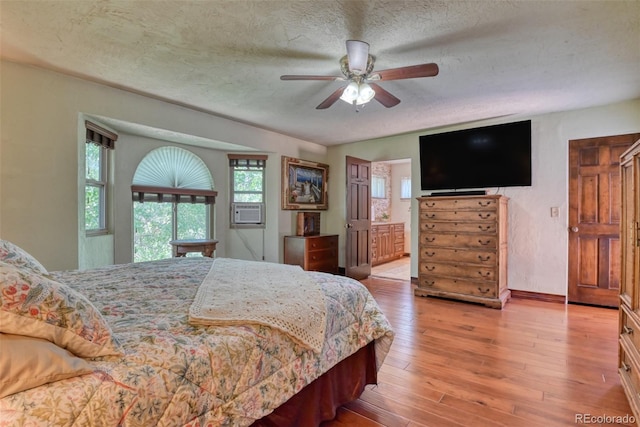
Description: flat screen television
xmin=419 ymin=120 xmax=532 ymax=191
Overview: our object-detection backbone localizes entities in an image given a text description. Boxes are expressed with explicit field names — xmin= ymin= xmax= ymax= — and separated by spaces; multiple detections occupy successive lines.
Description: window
xmin=132 ymin=146 xmax=216 ymax=262
xmin=401 ymin=177 xmax=411 ymax=199
xmin=229 ymin=154 xmax=267 ymax=227
xmin=229 ymin=156 xmax=266 ymax=203
xmin=133 ymin=199 xmax=210 ymax=261
xmin=372 ymin=176 xmax=386 ymax=198
xmin=85 ymin=121 xmax=116 ymax=234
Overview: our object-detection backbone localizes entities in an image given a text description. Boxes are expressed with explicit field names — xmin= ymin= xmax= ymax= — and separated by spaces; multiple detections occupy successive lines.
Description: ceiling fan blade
xmin=372 ymin=63 xmax=439 ymax=81
xmin=346 ymin=40 xmax=369 ymax=74
xmin=280 ymin=75 xmax=342 ymax=81
xmin=316 ymin=86 xmax=346 ymax=110
xmin=369 ymin=83 xmax=401 ymax=108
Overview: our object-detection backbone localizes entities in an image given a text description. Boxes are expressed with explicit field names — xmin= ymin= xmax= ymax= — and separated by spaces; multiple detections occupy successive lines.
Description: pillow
xmin=0 ymin=239 xmax=48 ymax=275
xmin=0 ymin=333 xmax=94 ymax=398
xmin=0 ymin=262 xmax=121 ymax=358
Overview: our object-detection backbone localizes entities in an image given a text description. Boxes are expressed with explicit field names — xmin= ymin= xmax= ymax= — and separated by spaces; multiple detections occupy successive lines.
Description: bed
xmin=0 ymin=240 xmax=394 ymax=426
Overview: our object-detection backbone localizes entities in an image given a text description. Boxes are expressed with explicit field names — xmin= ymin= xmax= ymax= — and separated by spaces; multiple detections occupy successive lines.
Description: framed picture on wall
xmin=282 ymin=156 xmax=329 ymax=210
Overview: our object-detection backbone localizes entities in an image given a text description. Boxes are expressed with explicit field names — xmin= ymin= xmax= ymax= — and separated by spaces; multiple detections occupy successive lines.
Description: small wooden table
xmin=169 ymin=239 xmax=218 ymax=258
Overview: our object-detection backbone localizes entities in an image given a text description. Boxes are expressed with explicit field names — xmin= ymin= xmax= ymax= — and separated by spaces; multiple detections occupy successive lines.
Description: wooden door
xmin=568 ymin=133 xmax=639 ymax=307
xmin=345 ymin=156 xmax=371 ymax=279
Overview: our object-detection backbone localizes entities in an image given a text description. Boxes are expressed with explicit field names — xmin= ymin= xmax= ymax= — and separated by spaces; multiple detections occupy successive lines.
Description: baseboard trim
xmin=509 ymin=289 xmax=566 ymax=304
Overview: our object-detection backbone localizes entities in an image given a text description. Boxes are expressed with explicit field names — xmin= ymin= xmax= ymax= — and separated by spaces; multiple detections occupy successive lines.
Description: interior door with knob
xmin=568 ymin=134 xmax=638 ymax=307
xmin=345 ymin=156 xmax=372 ymax=279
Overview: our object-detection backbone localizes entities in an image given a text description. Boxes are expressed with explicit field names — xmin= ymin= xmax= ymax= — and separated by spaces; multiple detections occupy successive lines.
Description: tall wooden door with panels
xmin=568 ymin=134 xmax=638 ymax=307
xmin=345 ymin=156 xmax=372 ymax=279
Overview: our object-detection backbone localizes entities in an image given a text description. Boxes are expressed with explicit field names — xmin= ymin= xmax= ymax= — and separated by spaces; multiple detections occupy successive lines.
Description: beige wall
xmin=3 ymin=60 xmax=640 ymax=298
xmin=325 ymin=99 xmax=640 ymax=297
xmin=1 ymin=60 xmax=326 ymax=270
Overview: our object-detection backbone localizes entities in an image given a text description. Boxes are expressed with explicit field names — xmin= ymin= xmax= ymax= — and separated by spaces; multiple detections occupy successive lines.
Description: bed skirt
xmin=251 ymin=341 xmax=377 ymax=426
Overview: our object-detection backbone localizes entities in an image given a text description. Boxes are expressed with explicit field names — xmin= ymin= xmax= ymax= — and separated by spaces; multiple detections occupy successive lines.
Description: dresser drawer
xmin=620 ymin=304 xmax=640 ymax=351
xmin=420 ymin=247 xmax=496 ymax=265
xmin=421 ymin=221 xmax=497 ymax=234
xmin=418 ymin=276 xmax=496 ymax=298
xmin=307 ymin=259 xmax=338 ymax=274
xmin=307 ymin=247 xmax=337 ymax=264
xmin=374 ymin=224 xmax=390 ymax=233
xmin=419 ymin=210 xmax=498 ymax=222
xmin=420 ymin=262 xmax=495 ymax=282
xmin=307 ymin=236 xmax=337 ymax=251
xmin=419 ymin=197 xmax=499 ymax=211
xmin=620 ymin=337 xmax=640 ymax=405
xmin=420 ymin=232 xmax=498 ymax=250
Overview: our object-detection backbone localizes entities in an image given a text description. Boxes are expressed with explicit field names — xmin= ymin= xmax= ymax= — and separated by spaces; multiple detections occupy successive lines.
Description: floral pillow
xmin=0 ymin=239 xmax=48 ymax=275
xmin=0 ymin=333 xmax=94 ymax=398
xmin=0 ymin=262 xmax=121 ymax=358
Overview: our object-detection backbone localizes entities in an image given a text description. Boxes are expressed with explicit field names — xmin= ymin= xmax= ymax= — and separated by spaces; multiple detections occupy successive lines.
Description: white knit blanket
xmin=189 ymin=258 xmax=327 ymax=353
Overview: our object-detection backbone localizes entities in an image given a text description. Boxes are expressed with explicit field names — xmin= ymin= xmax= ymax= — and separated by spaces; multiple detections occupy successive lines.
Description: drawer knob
xmin=478 ymin=201 xmax=491 ymax=207
xmin=426 ymin=202 xmax=435 ymax=207
xmin=426 ymin=265 xmax=436 ymax=272
xmin=425 ymin=280 xmax=435 ymax=286
xmin=478 ymin=225 xmax=492 ymax=232
xmin=426 ymin=224 xmax=435 ymax=229
xmin=624 ymin=325 xmax=634 ymax=335
xmin=623 ymin=362 xmax=631 ymax=372
xmin=425 ymin=251 xmax=435 ymax=257
xmin=425 ymin=237 xmax=436 ymax=243
xmin=426 ymin=213 xmax=436 ymax=218
xmin=478 ymin=255 xmax=491 ymax=262
xmin=478 ymin=271 xmax=491 ymax=278
xmin=478 ymin=213 xmax=491 ymax=219
xmin=478 ymin=239 xmax=491 ymax=246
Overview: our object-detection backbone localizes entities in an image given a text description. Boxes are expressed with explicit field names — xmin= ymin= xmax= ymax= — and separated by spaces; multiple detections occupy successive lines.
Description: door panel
xmin=568 ymin=134 xmax=639 ymax=307
xmin=345 ymin=156 xmax=371 ymax=279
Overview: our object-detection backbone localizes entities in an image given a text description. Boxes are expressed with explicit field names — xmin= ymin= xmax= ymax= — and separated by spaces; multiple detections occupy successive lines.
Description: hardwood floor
xmin=323 ymin=277 xmax=634 ymax=427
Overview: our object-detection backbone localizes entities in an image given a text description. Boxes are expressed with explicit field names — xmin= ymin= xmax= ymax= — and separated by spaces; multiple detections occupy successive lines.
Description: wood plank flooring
xmin=322 ymin=277 xmax=635 ymax=427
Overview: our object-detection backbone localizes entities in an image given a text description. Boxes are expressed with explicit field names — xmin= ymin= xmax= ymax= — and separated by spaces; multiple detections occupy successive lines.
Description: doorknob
xmin=346 ymin=223 xmax=353 ymax=228
xmin=569 ymin=226 xmax=579 ymax=232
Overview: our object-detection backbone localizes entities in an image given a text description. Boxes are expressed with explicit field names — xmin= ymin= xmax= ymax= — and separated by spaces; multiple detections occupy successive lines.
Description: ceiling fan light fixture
xmin=346 ymin=40 xmax=369 ymax=75
xmin=281 ymin=39 xmax=437 ymax=111
xmin=340 ymin=81 xmax=376 ymax=106
xmin=340 ymin=81 xmax=360 ymax=103
xmin=357 ymin=82 xmax=375 ymax=104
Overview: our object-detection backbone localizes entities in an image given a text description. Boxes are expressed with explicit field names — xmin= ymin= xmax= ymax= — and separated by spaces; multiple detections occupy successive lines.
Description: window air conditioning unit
xmin=232 ymin=203 xmax=264 ymax=224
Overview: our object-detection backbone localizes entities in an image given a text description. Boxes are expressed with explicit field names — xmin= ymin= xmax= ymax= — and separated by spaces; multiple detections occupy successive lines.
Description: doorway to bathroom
xmin=370 ymin=159 xmax=411 ymax=281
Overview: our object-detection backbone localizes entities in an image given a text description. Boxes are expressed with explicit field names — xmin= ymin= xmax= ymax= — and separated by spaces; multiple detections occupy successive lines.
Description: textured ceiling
xmin=2 ymin=1 xmax=639 ymax=146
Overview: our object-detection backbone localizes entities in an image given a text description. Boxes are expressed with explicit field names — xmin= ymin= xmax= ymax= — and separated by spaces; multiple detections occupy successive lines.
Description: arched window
xmin=131 ymin=146 xmax=216 ymax=262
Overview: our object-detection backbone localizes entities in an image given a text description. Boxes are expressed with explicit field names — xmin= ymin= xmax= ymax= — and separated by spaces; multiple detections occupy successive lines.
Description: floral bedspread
xmin=0 ymin=258 xmax=394 ymax=426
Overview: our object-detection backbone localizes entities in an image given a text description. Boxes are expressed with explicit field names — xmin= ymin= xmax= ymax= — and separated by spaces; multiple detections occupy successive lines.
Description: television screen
xmin=419 ymin=120 xmax=532 ymax=191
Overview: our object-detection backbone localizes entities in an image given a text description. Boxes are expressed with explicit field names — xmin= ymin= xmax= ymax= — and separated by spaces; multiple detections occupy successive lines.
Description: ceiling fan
xmin=280 ymin=40 xmax=439 ymax=110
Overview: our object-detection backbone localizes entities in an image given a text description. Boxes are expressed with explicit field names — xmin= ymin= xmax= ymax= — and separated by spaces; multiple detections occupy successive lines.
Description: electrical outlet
xmin=550 ymin=207 xmax=559 ymax=217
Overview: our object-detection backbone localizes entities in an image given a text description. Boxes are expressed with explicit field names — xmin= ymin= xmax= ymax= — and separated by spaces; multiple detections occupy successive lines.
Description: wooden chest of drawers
xmin=283 ymin=234 xmax=339 ymax=274
xmin=415 ymin=195 xmax=510 ymax=309
xmin=619 ymin=138 xmax=640 ymax=421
